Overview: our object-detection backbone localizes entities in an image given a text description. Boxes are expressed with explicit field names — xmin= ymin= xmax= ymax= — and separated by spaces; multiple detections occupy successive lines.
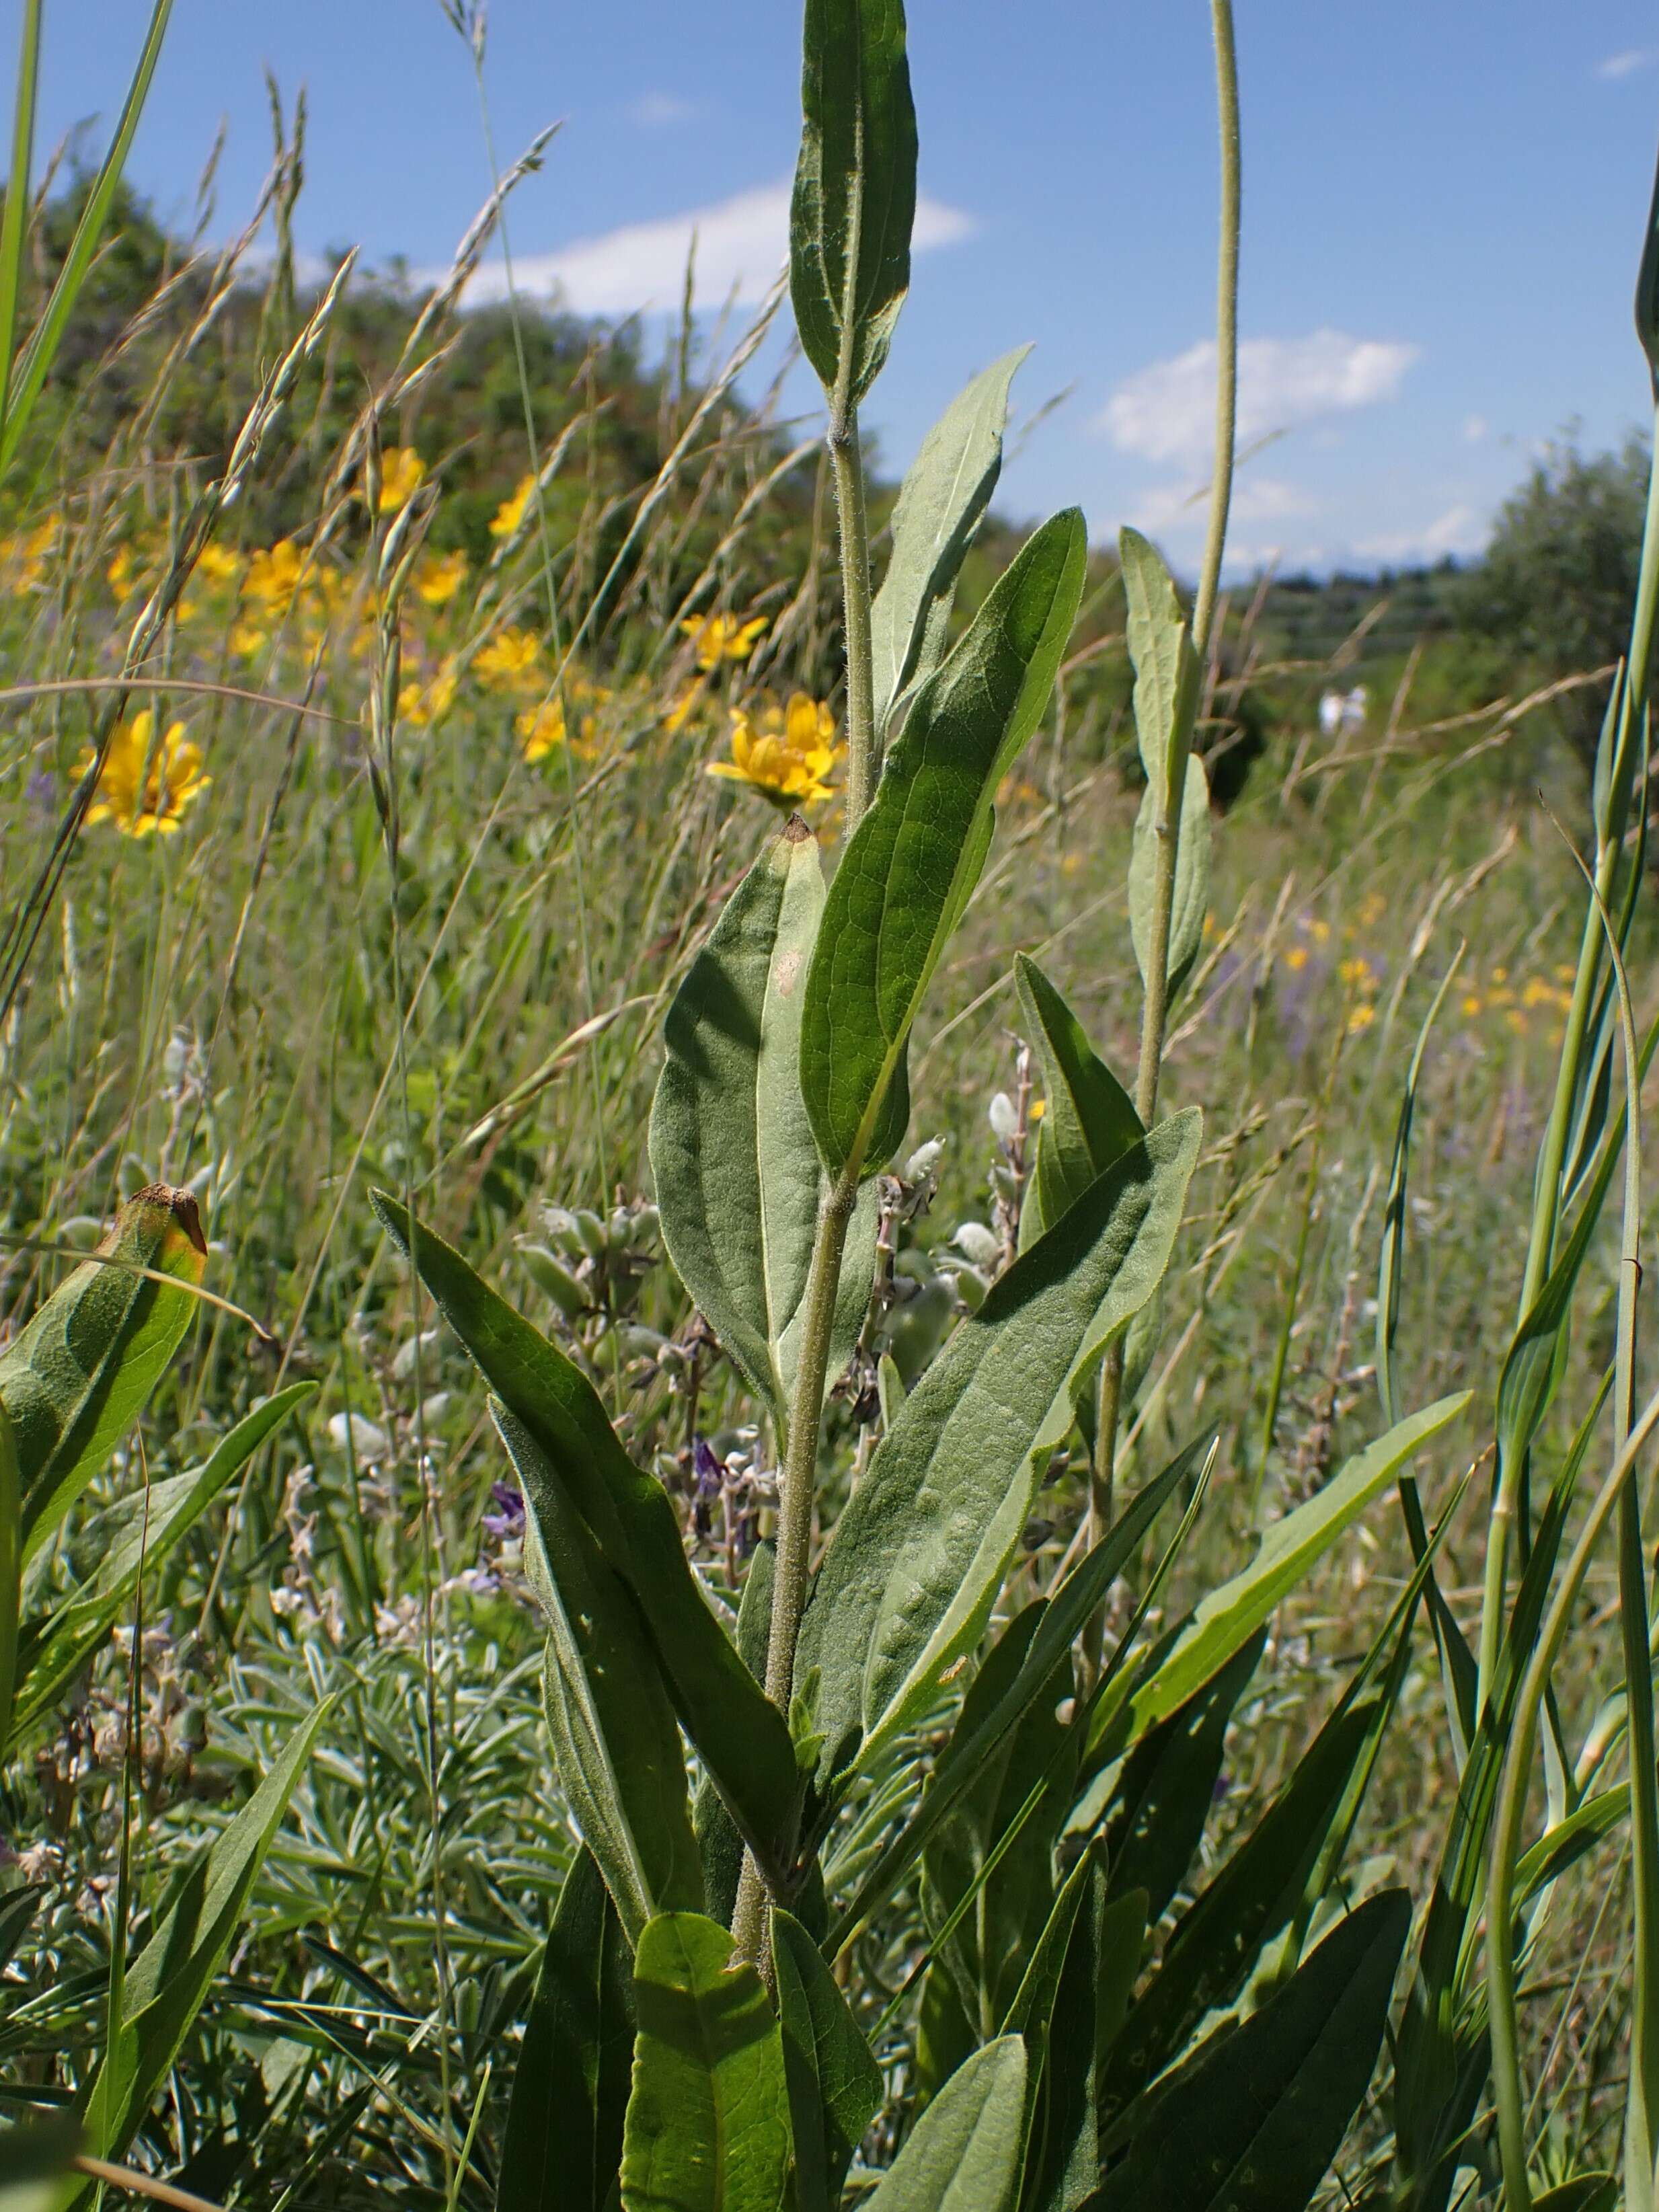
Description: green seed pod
xmin=0 ymin=1184 xmax=208 ymax=1561
xmin=517 ymin=1243 xmax=589 ymax=1320
xmin=570 ymin=1209 xmax=609 ymax=1261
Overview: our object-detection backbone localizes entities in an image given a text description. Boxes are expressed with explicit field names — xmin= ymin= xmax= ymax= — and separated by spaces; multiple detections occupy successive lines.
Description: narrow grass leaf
xmin=496 ymin=1849 xmax=633 ymax=2212
xmin=798 ymin=1109 xmax=1200 ymax=1788
xmin=620 ymin=1911 xmax=793 ymax=2212
xmin=1 ymin=1185 xmax=208 ymax=1560
xmin=650 ymin=819 xmax=877 ymax=1430
xmin=801 ymin=509 xmax=1087 ymax=1178
xmin=871 ymin=346 xmax=1030 ymax=735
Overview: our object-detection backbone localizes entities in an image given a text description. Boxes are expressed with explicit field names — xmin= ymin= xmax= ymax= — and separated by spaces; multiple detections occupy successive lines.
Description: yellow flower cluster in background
xmin=490 ymin=473 xmax=538 ymax=541
xmin=474 ymin=627 xmax=542 ymax=691
xmin=375 ymin=446 xmax=426 ymax=514
xmin=707 ymin=693 xmax=842 ymax=806
xmin=3 ymin=517 xmax=60 ymax=594
xmin=681 ymin=610 xmax=767 ymax=672
xmin=74 ymin=711 xmax=210 ymax=837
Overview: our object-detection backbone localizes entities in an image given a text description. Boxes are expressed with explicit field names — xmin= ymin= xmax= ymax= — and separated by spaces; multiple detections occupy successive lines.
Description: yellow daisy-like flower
xmin=490 ymin=473 xmax=537 ymax=541
xmin=707 ymin=693 xmax=843 ymax=806
xmin=664 ymin=681 xmax=708 ymax=735
xmin=74 ymin=711 xmax=211 ymax=838
xmin=1344 ymin=1003 xmax=1376 ymax=1038
xmin=681 ymin=611 xmax=768 ymax=672
xmin=473 ymin=627 xmax=542 ymax=691
xmin=1337 ymin=955 xmax=1377 ymax=995
xmin=243 ymin=539 xmax=306 ymax=613
xmin=4 ymin=517 xmax=59 ymax=593
xmin=516 ymin=695 xmax=600 ymax=763
xmin=195 ymin=541 xmax=243 ymax=584
xmin=377 ymin=445 xmax=426 ymax=513
xmin=414 ymin=549 xmax=468 ymax=606
xmin=107 ymin=545 xmax=141 ymax=598
xmin=397 ymin=660 xmax=460 ymax=729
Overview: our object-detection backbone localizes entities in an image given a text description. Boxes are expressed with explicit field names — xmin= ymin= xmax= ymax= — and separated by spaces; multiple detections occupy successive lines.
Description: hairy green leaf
xmin=1095 ymin=1890 xmax=1410 ymax=2212
xmin=789 ymin=0 xmax=917 ymax=409
xmin=773 ymin=1907 xmax=883 ymax=2211
xmin=1117 ymin=1392 xmax=1469 ymax=1743
xmin=371 ymin=1194 xmax=800 ymax=1876
xmin=800 ymin=1109 xmax=1200 ymax=1786
xmin=500 ymin=1407 xmax=703 ymax=1945
xmin=695 ymin=1543 xmax=773 ymax=1930
xmin=8 ymin=1382 xmax=315 ymax=1749
xmin=801 ymin=510 xmax=1087 ymax=1178
xmin=620 ymin=1911 xmax=792 ymax=2212
xmin=0 ymin=1184 xmax=208 ymax=1560
xmin=498 ymin=1849 xmax=633 ymax=2212
xmin=871 ymin=347 xmax=1029 ymax=736
xmin=1118 ymin=527 xmax=1200 ymax=810
xmin=867 ymin=2036 xmax=1027 ymax=2212
xmin=650 ymin=821 xmax=876 ymax=1429
xmin=1128 ymin=755 xmax=1211 ymax=1006
xmin=1013 ymin=953 xmax=1141 ymax=1254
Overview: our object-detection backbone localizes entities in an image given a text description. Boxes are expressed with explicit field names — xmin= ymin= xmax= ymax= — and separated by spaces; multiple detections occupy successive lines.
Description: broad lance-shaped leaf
xmin=9 ymin=1381 xmax=315 ymax=1748
xmin=772 ymin=1908 xmax=883 ymax=2212
xmin=1013 ymin=952 xmax=1141 ymax=1253
xmin=371 ymin=1194 xmax=800 ymax=1877
xmin=1112 ymin=1389 xmax=1470 ymax=1747
xmin=1091 ymin=1890 xmax=1410 ymax=2212
xmin=1119 ymin=525 xmax=1201 ymax=811
xmin=798 ymin=1107 xmax=1200 ymax=1788
xmin=620 ymin=1911 xmax=792 ymax=2212
xmin=865 ymin=2037 xmax=1027 ymax=2212
xmin=650 ymin=819 xmax=877 ymax=1431
xmin=500 ymin=1406 xmax=703 ymax=1947
xmin=870 ymin=346 xmax=1030 ymax=738
xmin=497 ymin=1848 xmax=634 ymax=2212
xmin=0 ymin=1184 xmax=208 ymax=1560
xmin=1128 ymin=753 xmax=1211 ymax=1005
xmin=790 ymin=0 xmax=917 ymax=410
xmin=802 ymin=509 xmax=1087 ymax=1178
xmin=69 ymin=1696 xmax=334 ymax=2195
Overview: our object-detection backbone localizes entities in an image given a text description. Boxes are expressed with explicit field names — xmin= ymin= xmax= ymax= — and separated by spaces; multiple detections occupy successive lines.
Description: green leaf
xmin=1013 ymin=954 xmax=1142 ymax=1254
xmin=695 ymin=1544 xmax=773 ymax=1930
xmin=870 ymin=346 xmax=1030 ymax=736
xmin=1118 ymin=527 xmax=1201 ymax=810
xmin=1116 ymin=1392 xmax=1469 ymax=1743
xmin=500 ymin=1407 xmax=703 ymax=1946
xmin=1535 ymin=2178 xmax=1619 ymax=2212
xmin=497 ymin=1848 xmax=634 ymax=2212
xmin=0 ymin=1406 xmax=18 ymax=1753
xmin=867 ymin=2036 xmax=1027 ymax=2212
xmin=620 ymin=1911 xmax=793 ymax=2212
xmin=826 ymin=1441 xmax=1204 ymax=1954
xmin=789 ymin=0 xmax=917 ymax=410
xmin=802 ymin=510 xmax=1087 ymax=1178
xmin=650 ymin=821 xmax=877 ymax=1430
xmin=1104 ymin=1629 xmax=1264 ymax=1923
xmin=772 ymin=1907 xmax=883 ymax=2211
xmin=1095 ymin=1890 xmax=1411 ymax=2212
xmin=0 ymin=1185 xmax=208 ymax=1561
xmin=371 ymin=1194 xmax=800 ymax=1878
xmin=71 ymin=1695 xmax=332 ymax=2188
xmin=799 ymin=1109 xmax=1201 ymax=1786
xmin=1516 ymin=1785 xmax=1630 ymax=1909
xmin=1021 ymin=1874 xmax=1146 ymax=2212
xmin=1128 ymin=755 xmax=1211 ymax=1005
xmin=8 ymin=1383 xmax=314 ymax=1749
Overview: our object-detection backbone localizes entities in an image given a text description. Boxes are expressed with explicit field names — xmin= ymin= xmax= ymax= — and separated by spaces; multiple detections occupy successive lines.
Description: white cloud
xmin=629 ymin=91 xmax=697 ymax=126
xmin=1598 ymin=47 xmax=1659 ymax=79
xmin=1126 ymin=471 xmax=1315 ymax=536
xmin=1463 ymin=413 xmax=1489 ymax=443
xmin=1096 ymin=329 xmax=1421 ymax=463
xmin=1353 ymin=503 xmax=1488 ymax=566
xmin=450 ymin=180 xmax=975 ymax=317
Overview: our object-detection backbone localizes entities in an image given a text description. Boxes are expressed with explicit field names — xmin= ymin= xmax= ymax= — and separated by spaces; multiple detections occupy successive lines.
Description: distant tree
xmin=1453 ymin=432 xmax=1650 ymax=764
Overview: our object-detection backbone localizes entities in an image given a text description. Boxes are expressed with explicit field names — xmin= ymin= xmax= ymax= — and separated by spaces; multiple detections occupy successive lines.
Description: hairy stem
xmin=831 ymin=408 xmax=879 ymax=826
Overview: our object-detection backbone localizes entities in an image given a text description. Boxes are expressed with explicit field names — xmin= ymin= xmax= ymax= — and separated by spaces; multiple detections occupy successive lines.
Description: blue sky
xmin=17 ymin=1 xmax=1659 ymax=577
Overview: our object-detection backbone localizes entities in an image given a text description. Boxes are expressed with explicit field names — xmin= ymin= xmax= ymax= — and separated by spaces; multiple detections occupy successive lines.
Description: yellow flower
xmin=414 ymin=550 xmax=468 ymax=606
xmin=376 ymin=445 xmax=426 ymax=514
xmin=1344 ymin=1003 xmax=1376 ymax=1038
xmin=398 ymin=660 xmax=459 ymax=728
xmin=681 ymin=611 xmax=767 ymax=671
xmin=229 ymin=619 xmax=271 ymax=660
xmin=664 ymin=681 xmax=707 ymax=734
xmin=1461 ymin=993 xmax=1484 ymax=1018
xmin=74 ymin=711 xmax=210 ymax=838
xmin=4 ymin=517 xmax=59 ymax=593
xmin=195 ymin=541 xmax=242 ymax=584
xmin=473 ymin=626 xmax=542 ymax=691
xmin=243 ymin=539 xmax=306 ymax=613
xmin=707 ymin=693 xmax=842 ymax=806
xmin=517 ymin=695 xmax=599 ymax=763
xmin=490 ymin=473 xmax=537 ymax=540
xmin=107 ymin=545 xmax=140 ymax=598
xmin=1282 ymin=945 xmax=1309 ymax=972
xmin=1338 ymin=955 xmax=1378 ymax=995
xmin=1308 ymin=918 xmax=1332 ymax=944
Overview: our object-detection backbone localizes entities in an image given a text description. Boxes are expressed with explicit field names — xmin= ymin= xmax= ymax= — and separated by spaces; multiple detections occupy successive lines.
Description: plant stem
xmin=731 ymin=1166 xmax=859 ymax=1965
xmin=830 ymin=406 xmax=879 ymax=826
xmin=1089 ymin=0 xmax=1239 ymax=1548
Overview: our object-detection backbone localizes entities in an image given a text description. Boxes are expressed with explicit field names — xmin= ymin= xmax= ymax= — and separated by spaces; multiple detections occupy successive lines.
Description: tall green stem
xmin=1089 ymin=0 xmax=1239 ymax=1546
xmin=831 ymin=408 xmax=879 ymax=825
